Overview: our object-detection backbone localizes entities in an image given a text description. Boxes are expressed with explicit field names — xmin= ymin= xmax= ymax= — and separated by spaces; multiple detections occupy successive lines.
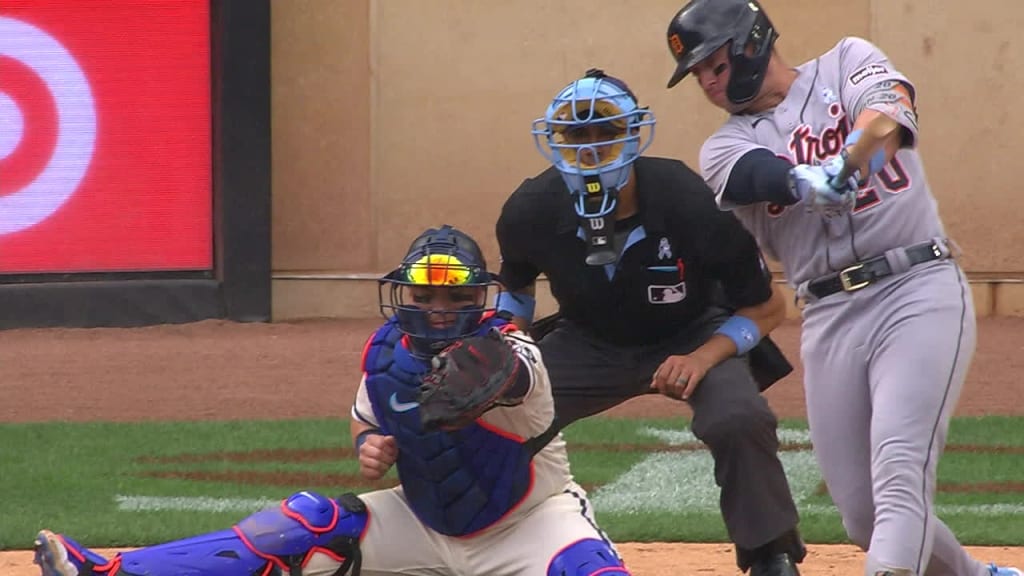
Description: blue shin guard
xmin=34 ymin=530 xmax=116 ymax=576
xmin=548 ymin=538 xmax=631 ymax=576
xmin=116 ymin=491 xmax=367 ymax=576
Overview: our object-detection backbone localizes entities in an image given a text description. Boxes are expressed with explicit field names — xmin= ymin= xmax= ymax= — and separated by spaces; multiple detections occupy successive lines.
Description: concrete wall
xmin=269 ymin=0 xmax=1024 ymax=320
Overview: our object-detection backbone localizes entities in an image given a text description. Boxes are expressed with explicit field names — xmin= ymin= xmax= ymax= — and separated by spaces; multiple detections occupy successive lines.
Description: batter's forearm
xmin=845 ymin=111 xmax=903 ymax=178
xmin=845 ymin=82 xmax=916 ymax=178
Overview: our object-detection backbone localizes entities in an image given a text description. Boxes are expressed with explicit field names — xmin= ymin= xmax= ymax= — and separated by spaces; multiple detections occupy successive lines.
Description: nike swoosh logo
xmin=389 ymin=393 xmax=419 ymax=413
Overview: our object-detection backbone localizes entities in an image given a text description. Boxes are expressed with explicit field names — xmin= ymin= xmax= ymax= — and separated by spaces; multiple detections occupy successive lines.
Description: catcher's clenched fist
xmin=418 ymin=328 xmax=524 ymax=431
xmin=357 ymin=432 xmax=397 ymax=480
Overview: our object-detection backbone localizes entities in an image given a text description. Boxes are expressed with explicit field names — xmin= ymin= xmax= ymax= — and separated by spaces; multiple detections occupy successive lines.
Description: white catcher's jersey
xmin=351 ymin=329 xmax=574 ymax=525
xmin=701 ymin=37 xmax=946 ymax=286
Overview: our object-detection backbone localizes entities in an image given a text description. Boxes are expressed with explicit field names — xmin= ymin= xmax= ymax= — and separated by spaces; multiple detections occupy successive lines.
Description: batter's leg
xmin=800 ymin=303 xmax=876 ymax=550
xmin=863 ymin=268 xmax=982 ymax=576
xmin=921 ymin=521 xmax=990 ymax=576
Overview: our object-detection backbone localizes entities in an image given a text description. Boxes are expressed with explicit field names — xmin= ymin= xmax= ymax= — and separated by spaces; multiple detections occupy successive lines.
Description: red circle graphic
xmin=0 ymin=54 xmax=59 ymax=197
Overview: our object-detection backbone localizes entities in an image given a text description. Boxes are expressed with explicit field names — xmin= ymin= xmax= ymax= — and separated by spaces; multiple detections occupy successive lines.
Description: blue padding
xmin=845 ymin=128 xmax=888 ymax=177
xmin=867 ymin=147 xmax=887 ymax=176
xmin=496 ymin=291 xmax=536 ymax=322
xmin=239 ymin=491 xmax=366 ymax=555
xmin=114 ymin=491 xmax=367 ymax=576
xmin=714 ymin=315 xmax=761 ymax=356
xmin=548 ymin=538 xmax=631 ymax=576
xmin=116 ymin=529 xmax=271 ymax=576
xmin=285 ymin=490 xmax=342 ymax=530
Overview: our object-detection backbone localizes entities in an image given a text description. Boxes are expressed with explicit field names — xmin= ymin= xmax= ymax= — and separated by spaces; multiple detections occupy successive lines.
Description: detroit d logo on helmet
xmin=668 ymin=33 xmax=685 ymax=55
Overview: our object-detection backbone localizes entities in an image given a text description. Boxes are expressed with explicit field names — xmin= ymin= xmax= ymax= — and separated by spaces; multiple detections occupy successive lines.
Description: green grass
xmin=2 ymin=416 xmax=1023 ymax=549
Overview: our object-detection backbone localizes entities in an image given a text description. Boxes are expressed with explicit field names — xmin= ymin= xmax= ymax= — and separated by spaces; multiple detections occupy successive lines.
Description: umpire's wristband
xmin=714 ymin=315 xmax=761 ymax=356
xmin=496 ymin=291 xmax=536 ymax=323
xmin=354 ymin=428 xmax=383 ymax=452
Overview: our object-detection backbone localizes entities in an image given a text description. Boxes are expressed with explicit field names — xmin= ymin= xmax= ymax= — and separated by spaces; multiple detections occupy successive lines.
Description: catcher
xmin=33 ymin=224 xmax=631 ymax=576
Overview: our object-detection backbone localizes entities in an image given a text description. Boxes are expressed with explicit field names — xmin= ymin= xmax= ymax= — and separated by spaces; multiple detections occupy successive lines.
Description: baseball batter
xmin=664 ymin=1 xmax=1021 ymax=576
xmin=33 ymin=225 xmax=630 ymax=576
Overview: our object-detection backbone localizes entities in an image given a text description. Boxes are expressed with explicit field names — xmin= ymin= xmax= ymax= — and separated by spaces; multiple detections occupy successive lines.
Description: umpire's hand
xmin=358 ymin=434 xmax=398 ymax=480
xmin=650 ymin=352 xmax=715 ymax=401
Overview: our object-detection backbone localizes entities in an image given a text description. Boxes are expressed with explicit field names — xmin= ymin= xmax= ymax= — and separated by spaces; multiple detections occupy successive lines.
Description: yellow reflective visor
xmin=405 ymin=254 xmax=474 ymax=286
xmin=549 ymin=101 xmax=628 ymax=169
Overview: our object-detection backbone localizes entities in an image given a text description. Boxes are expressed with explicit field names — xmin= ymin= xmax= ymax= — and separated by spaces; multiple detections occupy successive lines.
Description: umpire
xmin=495 ymin=69 xmax=805 ymax=576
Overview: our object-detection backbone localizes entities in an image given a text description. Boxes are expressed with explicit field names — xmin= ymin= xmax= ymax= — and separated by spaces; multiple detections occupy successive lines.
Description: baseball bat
xmin=832 ymin=114 xmax=900 ymax=186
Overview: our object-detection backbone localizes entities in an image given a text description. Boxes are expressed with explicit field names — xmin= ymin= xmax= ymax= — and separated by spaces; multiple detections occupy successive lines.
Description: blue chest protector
xmin=363 ymin=317 xmax=535 ymax=536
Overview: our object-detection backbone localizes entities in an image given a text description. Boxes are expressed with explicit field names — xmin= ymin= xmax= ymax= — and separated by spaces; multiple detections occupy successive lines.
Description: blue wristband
xmin=354 ymin=429 xmax=382 ymax=452
xmin=496 ymin=291 xmax=536 ymax=322
xmin=844 ymin=129 xmax=887 ymax=177
xmin=714 ymin=315 xmax=761 ymax=356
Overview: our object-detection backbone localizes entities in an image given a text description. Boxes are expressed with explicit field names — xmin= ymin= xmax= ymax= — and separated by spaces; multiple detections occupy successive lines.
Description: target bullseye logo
xmin=1 ymin=2 xmax=211 ymax=274
xmin=0 ymin=16 xmax=96 ymax=235
xmin=0 ymin=93 xmax=23 ymax=159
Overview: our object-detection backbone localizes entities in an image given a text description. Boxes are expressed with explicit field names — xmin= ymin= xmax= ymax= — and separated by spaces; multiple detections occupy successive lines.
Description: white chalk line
xmin=115 ymin=426 xmax=1024 ymax=517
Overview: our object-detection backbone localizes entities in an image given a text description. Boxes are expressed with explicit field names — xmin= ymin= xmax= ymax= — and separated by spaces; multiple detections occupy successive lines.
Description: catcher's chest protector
xmin=364 ymin=319 xmax=534 ymax=536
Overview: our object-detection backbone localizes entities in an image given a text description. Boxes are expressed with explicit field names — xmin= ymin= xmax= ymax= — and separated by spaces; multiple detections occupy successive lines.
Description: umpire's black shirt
xmin=496 ymin=157 xmax=772 ymax=347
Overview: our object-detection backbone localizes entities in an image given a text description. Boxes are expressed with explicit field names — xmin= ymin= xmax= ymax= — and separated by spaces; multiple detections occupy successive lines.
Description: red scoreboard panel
xmin=0 ymin=1 xmax=212 ymax=274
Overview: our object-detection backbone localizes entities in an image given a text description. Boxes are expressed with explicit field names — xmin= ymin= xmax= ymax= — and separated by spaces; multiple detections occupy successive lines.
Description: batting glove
xmin=787 ymin=156 xmax=860 ymax=217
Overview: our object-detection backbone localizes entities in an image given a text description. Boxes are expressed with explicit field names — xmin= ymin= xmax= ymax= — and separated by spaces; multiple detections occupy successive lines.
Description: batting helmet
xmin=379 ymin=225 xmax=499 ymax=357
xmin=532 ymin=68 xmax=655 ymax=218
xmin=665 ymin=0 xmax=778 ymax=104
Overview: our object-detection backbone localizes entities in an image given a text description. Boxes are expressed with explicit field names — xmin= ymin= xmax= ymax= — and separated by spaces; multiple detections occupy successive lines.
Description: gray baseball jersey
xmin=700 ymin=37 xmax=986 ymax=575
xmin=702 ymin=37 xmax=943 ymax=287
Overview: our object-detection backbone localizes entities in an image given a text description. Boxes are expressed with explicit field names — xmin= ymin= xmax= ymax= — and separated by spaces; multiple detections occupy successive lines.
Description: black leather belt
xmin=807 ymin=240 xmax=947 ymax=299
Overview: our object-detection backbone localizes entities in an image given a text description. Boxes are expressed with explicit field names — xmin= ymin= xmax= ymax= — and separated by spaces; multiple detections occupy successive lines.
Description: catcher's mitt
xmin=418 ymin=328 xmax=522 ymax=432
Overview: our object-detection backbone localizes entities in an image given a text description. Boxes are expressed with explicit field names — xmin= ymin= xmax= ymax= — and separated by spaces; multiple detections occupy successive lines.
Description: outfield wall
xmin=270 ymin=0 xmax=1024 ymax=319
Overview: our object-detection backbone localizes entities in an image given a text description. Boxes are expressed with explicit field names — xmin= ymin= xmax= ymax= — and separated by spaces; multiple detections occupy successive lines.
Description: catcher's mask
xmin=379 ymin=225 xmax=500 ymax=358
xmin=665 ymin=0 xmax=778 ymax=104
xmin=532 ymin=68 xmax=655 ymax=219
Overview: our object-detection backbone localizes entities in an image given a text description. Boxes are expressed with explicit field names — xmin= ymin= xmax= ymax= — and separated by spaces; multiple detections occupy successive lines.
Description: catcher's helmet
xmin=379 ymin=225 xmax=499 ymax=357
xmin=532 ymin=69 xmax=655 ymax=218
xmin=665 ymin=0 xmax=778 ymax=104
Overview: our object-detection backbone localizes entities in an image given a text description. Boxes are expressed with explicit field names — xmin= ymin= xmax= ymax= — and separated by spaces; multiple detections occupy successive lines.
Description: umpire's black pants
xmin=537 ymin=308 xmax=799 ymax=551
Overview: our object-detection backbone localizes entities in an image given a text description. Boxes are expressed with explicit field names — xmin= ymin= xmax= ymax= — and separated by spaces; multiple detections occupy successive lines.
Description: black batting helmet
xmin=665 ymin=0 xmax=778 ymax=104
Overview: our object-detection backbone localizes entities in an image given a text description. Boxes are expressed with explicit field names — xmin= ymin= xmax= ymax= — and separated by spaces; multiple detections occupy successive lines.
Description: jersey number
xmin=853 ymin=157 xmax=911 ymax=213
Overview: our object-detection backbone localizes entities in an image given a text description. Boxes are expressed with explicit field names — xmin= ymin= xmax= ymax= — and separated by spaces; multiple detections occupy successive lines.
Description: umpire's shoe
xmin=750 ymin=553 xmax=800 ymax=576
xmin=741 ymin=528 xmax=805 ymax=576
xmin=34 ymin=530 xmax=111 ymax=576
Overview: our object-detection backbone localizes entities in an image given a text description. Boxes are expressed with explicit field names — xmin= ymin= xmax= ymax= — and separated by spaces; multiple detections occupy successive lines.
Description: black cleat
xmin=750 ymin=552 xmax=801 ymax=576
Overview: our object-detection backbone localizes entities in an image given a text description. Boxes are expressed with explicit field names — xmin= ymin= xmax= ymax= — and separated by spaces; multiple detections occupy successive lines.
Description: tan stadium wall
xmin=269 ymin=0 xmax=1024 ymax=320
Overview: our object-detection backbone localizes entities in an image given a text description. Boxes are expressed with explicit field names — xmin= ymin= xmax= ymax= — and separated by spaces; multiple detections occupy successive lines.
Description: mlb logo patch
xmin=648 ymin=282 xmax=687 ymax=304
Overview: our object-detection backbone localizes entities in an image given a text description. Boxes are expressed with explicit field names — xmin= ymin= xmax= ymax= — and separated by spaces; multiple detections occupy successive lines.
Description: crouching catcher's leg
xmin=36 ymin=491 xmax=368 ymax=576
